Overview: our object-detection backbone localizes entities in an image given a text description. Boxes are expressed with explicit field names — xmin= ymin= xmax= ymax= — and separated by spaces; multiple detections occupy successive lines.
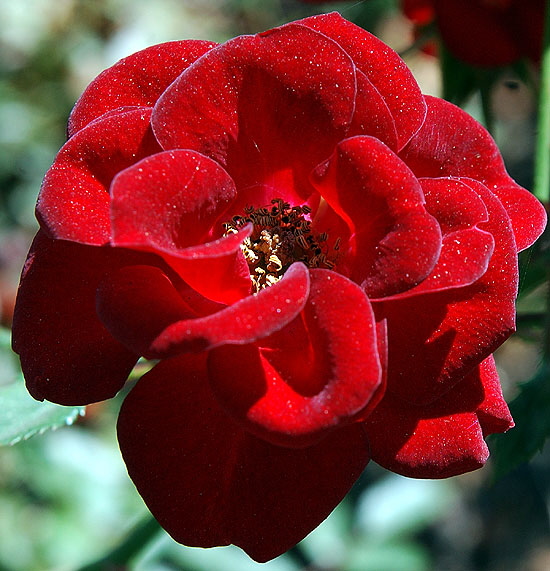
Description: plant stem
xmin=77 ymin=515 xmax=164 ymax=570
xmin=534 ymin=0 xmax=550 ymax=203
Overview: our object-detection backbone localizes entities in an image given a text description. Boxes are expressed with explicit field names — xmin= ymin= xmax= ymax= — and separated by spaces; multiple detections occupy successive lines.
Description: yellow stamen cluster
xmin=223 ymin=198 xmax=339 ymax=292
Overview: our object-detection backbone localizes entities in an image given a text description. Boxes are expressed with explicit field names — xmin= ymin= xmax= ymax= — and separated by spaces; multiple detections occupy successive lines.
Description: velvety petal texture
xmin=11 ymin=12 xmax=547 ymax=563
xmin=117 ymin=353 xmax=371 ymax=562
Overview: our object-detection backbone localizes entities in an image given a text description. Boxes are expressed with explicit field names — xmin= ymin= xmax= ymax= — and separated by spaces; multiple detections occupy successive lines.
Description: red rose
xmin=403 ymin=0 xmax=545 ymax=67
xmin=12 ymin=12 xmax=546 ymax=562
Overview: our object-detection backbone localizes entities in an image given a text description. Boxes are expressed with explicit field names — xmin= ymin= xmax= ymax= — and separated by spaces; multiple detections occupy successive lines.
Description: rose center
xmin=223 ymin=198 xmax=338 ymax=292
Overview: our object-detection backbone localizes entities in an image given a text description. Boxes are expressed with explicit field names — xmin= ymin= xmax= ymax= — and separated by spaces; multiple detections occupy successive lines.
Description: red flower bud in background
xmin=404 ymin=0 xmax=545 ymax=67
xmin=11 ymin=12 xmax=546 ymax=562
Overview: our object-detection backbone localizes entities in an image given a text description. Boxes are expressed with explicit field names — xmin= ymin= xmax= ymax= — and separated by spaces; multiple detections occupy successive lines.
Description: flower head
xmin=12 ymin=13 xmax=546 ymax=562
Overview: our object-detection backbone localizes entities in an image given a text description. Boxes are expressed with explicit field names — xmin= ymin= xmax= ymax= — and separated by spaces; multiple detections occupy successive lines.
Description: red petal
xmin=148 ymin=262 xmax=310 ymax=358
xmin=300 ymin=12 xmax=427 ymax=150
xmin=382 ymin=177 xmax=495 ymax=299
xmin=11 ymin=232 xmax=152 ymax=405
xmin=475 ymin=355 xmax=514 ymax=435
xmin=155 ymin=228 xmax=252 ymax=305
xmin=400 ymin=96 xmax=547 ymax=251
xmin=37 ymin=108 xmax=161 ymax=245
xmin=151 ymin=22 xmax=358 ymax=204
xmin=374 ymin=178 xmax=518 ymax=405
xmin=364 ymin=356 xmax=511 ymax=478
xmin=208 ymin=269 xmax=382 ymax=447
xmin=68 ymin=40 xmax=217 ymax=136
xmin=117 ymin=352 xmax=370 ymax=562
xmin=110 ymin=150 xmax=237 ymax=250
xmin=312 ymin=136 xmax=441 ymax=298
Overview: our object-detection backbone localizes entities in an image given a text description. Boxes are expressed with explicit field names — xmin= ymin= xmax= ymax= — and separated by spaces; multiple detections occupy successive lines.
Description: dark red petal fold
xmin=147 ymin=262 xmax=309 ymax=357
xmin=117 ymin=352 xmax=370 ymax=563
xmin=375 ymin=177 xmax=518 ymax=405
xmin=207 ymin=269 xmax=382 ymax=447
xmin=400 ymin=96 xmax=547 ymax=251
xmin=364 ymin=356 xmax=512 ymax=479
xmin=68 ymin=40 xmax=217 ymax=136
xmin=11 ymin=231 xmax=153 ymax=405
xmin=96 ymin=265 xmax=196 ymax=357
xmin=38 ymin=108 xmax=161 ymax=245
xmin=300 ymin=12 xmax=427 ymax=150
xmin=152 ymin=22 xmax=358 ymax=203
xmin=312 ymin=135 xmax=441 ymax=298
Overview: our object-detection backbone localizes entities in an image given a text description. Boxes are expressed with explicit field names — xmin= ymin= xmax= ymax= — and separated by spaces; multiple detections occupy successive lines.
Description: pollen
xmin=223 ymin=198 xmax=339 ymax=292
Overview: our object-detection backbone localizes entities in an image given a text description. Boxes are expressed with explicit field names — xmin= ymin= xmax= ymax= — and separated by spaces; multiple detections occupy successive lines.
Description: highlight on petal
xmin=68 ymin=40 xmax=217 ymax=136
xmin=374 ymin=177 xmax=518 ymax=405
xmin=364 ymin=356 xmax=512 ymax=479
xmin=147 ymin=262 xmax=310 ymax=358
xmin=207 ymin=270 xmax=382 ymax=447
xmin=299 ymin=12 xmax=427 ymax=150
xmin=117 ymin=352 xmax=370 ymax=563
xmin=400 ymin=95 xmax=547 ymax=251
xmin=312 ymin=135 xmax=441 ymax=298
xmin=37 ymin=108 xmax=161 ymax=245
xmin=152 ymin=22 xmax=358 ymax=202
xmin=11 ymin=231 xmax=155 ymax=405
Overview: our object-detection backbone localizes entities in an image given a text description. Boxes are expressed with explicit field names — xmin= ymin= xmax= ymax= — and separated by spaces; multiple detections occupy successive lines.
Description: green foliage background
xmin=0 ymin=1 xmax=549 ymax=570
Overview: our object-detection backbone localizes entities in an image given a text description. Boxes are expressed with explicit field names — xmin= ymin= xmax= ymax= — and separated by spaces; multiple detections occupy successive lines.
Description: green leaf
xmin=0 ymin=380 xmax=84 ymax=446
xmin=489 ymin=362 xmax=550 ymax=477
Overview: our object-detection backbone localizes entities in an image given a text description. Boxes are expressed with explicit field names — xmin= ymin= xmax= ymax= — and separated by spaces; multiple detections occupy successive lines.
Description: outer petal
xmin=364 ymin=356 xmax=513 ymax=479
xmin=400 ymin=96 xmax=547 ymax=251
xmin=117 ymin=353 xmax=370 ymax=562
xmin=37 ymin=108 xmax=161 ymax=245
xmin=97 ymin=262 xmax=309 ymax=358
xmin=374 ymin=178 xmax=518 ymax=405
xmin=300 ymin=12 xmax=427 ymax=150
xmin=207 ymin=270 xmax=382 ymax=447
xmin=311 ymin=135 xmax=441 ymax=298
xmin=11 ymin=232 xmax=160 ymax=405
xmin=68 ymin=40 xmax=217 ymax=136
xmin=152 ymin=22 xmax=358 ymax=205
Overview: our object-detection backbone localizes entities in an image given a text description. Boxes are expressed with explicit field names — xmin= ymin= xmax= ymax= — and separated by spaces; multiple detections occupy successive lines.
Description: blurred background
xmin=0 ymin=1 xmax=549 ymax=569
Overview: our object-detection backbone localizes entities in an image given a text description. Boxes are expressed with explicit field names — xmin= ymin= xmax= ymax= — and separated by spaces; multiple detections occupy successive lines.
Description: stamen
xmin=224 ymin=198 xmax=339 ymax=292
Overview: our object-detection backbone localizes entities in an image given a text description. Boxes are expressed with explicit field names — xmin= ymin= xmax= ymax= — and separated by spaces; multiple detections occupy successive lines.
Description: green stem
xmin=534 ymin=0 xmax=550 ymax=203
xmin=77 ymin=515 xmax=164 ymax=570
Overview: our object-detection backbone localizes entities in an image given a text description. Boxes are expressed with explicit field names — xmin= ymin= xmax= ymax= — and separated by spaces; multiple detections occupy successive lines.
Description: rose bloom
xmin=403 ymin=0 xmax=544 ymax=67
xmin=12 ymin=12 xmax=546 ymax=562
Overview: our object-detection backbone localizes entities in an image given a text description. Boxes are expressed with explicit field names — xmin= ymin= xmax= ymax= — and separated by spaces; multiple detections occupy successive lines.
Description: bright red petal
xmin=151 ymin=22 xmax=358 ymax=204
xmin=11 ymin=232 xmax=155 ymax=405
xmin=312 ymin=135 xmax=441 ymax=298
xmin=382 ymin=177 xmax=495 ymax=299
xmin=207 ymin=269 xmax=382 ymax=447
xmin=400 ymin=96 xmax=547 ymax=251
xmin=110 ymin=150 xmax=237 ymax=250
xmin=68 ymin=40 xmax=216 ymax=136
xmin=364 ymin=356 xmax=512 ymax=478
xmin=300 ymin=12 xmax=427 ymax=150
xmin=117 ymin=353 xmax=370 ymax=562
xmin=37 ymin=108 xmax=161 ymax=245
xmin=374 ymin=178 xmax=518 ymax=404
